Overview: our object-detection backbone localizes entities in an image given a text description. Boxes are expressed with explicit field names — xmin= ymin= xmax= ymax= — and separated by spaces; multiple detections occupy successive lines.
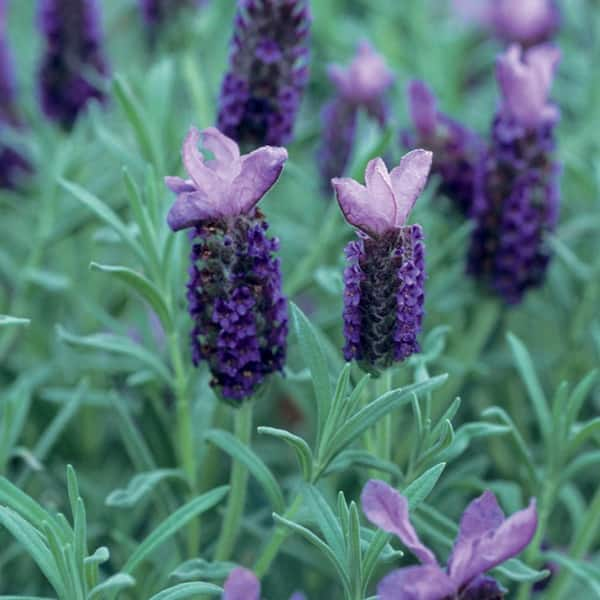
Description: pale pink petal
xmin=526 ymin=43 xmax=561 ymax=95
xmin=327 ymin=64 xmax=351 ymax=97
xmin=223 ymin=567 xmax=260 ymax=600
xmin=361 ymin=479 xmax=438 ymax=566
xmin=231 ymin=145 xmax=288 ymax=213
xmin=364 ymin=157 xmax=397 ymax=226
xmin=389 ymin=150 xmax=433 ymax=226
xmin=164 ymin=176 xmax=195 ymax=194
xmin=166 ymin=190 xmax=224 ymax=231
xmin=448 ymin=497 xmax=538 ymax=589
xmin=201 ymin=127 xmax=240 ymax=168
xmin=378 ymin=566 xmax=456 ymax=600
xmin=332 ymin=177 xmax=390 ymax=237
xmin=181 ymin=127 xmax=224 ymax=192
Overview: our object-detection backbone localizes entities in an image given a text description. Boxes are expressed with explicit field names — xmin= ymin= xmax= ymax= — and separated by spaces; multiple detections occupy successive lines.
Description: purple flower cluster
xmin=362 ymin=479 xmax=538 ymax=600
xmin=402 ymin=80 xmax=482 ymax=215
xmin=165 ymin=127 xmax=288 ymax=402
xmin=333 ymin=151 xmax=432 ymax=372
xmin=342 ymin=226 xmax=425 ymax=370
xmin=217 ymin=0 xmax=311 ymax=147
xmin=318 ymin=41 xmax=393 ymax=188
xmin=0 ymin=0 xmax=30 ymax=188
xmin=187 ymin=215 xmax=287 ymax=401
xmin=37 ymin=0 xmax=110 ymax=129
xmin=467 ymin=45 xmax=560 ymax=304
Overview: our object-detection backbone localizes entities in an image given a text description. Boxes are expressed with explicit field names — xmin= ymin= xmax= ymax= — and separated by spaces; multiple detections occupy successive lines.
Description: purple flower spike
xmin=402 ymin=80 xmax=483 ymax=215
xmin=166 ymin=127 xmax=288 ymax=402
xmin=334 ymin=153 xmax=430 ymax=371
xmin=362 ymin=480 xmax=538 ymax=600
xmin=497 ymin=44 xmax=560 ymax=129
xmin=467 ymin=45 xmax=560 ymax=304
xmin=37 ymin=0 xmax=110 ymax=129
xmin=1 ymin=0 xmax=31 ymax=188
xmin=217 ymin=0 xmax=311 ymax=147
xmin=454 ymin=0 xmax=559 ymax=47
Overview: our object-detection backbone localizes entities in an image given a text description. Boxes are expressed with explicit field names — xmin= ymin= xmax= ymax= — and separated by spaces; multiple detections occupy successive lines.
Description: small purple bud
xmin=402 ymin=80 xmax=483 ymax=215
xmin=454 ymin=0 xmax=559 ymax=47
xmin=327 ymin=41 xmax=393 ymax=117
xmin=37 ymin=0 xmax=110 ymax=129
xmin=217 ymin=0 xmax=311 ymax=147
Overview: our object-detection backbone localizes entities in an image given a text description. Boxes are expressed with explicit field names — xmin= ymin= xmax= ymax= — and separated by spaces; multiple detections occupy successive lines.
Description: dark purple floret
xmin=187 ymin=211 xmax=287 ymax=402
xmin=217 ymin=0 xmax=311 ymax=147
xmin=467 ymin=116 xmax=559 ymax=304
xmin=317 ymin=97 xmax=357 ymax=192
xmin=37 ymin=0 xmax=110 ymax=129
xmin=1 ymin=3 xmax=31 ymax=189
xmin=343 ymin=225 xmax=425 ymax=372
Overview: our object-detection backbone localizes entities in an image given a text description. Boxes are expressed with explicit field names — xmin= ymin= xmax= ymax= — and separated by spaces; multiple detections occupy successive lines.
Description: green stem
xmin=214 ymin=401 xmax=254 ymax=561
xmin=546 ymin=486 xmax=600 ymax=599
xmin=254 ymin=493 xmax=304 ymax=578
xmin=374 ymin=371 xmax=393 ymax=481
xmin=516 ymin=476 xmax=558 ymax=600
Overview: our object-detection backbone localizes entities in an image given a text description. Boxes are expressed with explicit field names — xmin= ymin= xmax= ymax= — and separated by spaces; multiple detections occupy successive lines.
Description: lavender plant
xmin=1 ymin=1 xmax=600 ymax=599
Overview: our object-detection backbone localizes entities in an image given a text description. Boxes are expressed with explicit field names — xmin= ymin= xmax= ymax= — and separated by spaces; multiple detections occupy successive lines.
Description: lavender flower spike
xmin=362 ymin=479 xmax=538 ymax=600
xmin=468 ymin=44 xmax=561 ymax=304
xmin=402 ymin=80 xmax=482 ymax=215
xmin=332 ymin=151 xmax=432 ymax=371
xmin=0 ymin=0 xmax=30 ymax=188
xmin=318 ymin=41 xmax=393 ymax=188
xmin=217 ymin=0 xmax=311 ymax=147
xmin=454 ymin=0 xmax=559 ymax=47
xmin=165 ymin=127 xmax=288 ymax=402
xmin=223 ymin=567 xmax=306 ymax=600
xmin=37 ymin=0 xmax=110 ymax=129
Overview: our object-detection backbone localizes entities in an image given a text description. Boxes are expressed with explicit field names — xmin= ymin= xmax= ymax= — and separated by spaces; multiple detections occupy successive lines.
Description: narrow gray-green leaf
xmin=90 ymin=263 xmax=171 ymax=329
xmin=106 ymin=469 xmax=184 ymax=508
xmin=205 ymin=430 xmax=284 ymax=513
xmin=88 ymin=573 xmax=136 ymax=599
xmin=148 ymin=582 xmax=223 ymax=600
xmin=123 ymin=486 xmax=229 ymax=574
xmin=257 ymin=427 xmax=313 ymax=482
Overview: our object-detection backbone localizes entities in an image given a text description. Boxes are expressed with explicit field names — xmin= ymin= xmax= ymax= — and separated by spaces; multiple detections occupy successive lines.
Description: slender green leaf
xmin=148 ymin=582 xmax=223 ymax=600
xmin=106 ymin=469 xmax=184 ymax=508
xmin=123 ymin=486 xmax=229 ymax=574
xmin=403 ymin=463 xmax=446 ymax=509
xmin=90 ymin=263 xmax=171 ymax=329
xmin=290 ymin=303 xmax=332 ymax=445
xmin=170 ymin=559 xmax=236 ymax=582
xmin=88 ymin=574 xmax=136 ymax=599
xmin=205 ymin=430 xmax=285 ymax=513
xmin=0 ymin=315 xmax=30 ymax=327
xmin=257 ymin=427 xmax=313 ymax=482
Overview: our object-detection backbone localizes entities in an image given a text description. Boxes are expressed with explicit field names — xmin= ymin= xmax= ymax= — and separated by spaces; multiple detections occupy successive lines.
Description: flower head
xmin=496 ymin=44 xmax=560 ymax=128
xmin=327 ymin=41 xmax=394 ymax=106
xmin=362 ymin=479 xmax=537 ymax=600
xmin=165 ymin=127 xmax=288 ymax=231
xmin=332 ymin=151 xmax=432 ymax=238
xmin=223 ymin=567 xmax=306 ymax=600
xmin=454 ymin=0 xmax=559 ymax=46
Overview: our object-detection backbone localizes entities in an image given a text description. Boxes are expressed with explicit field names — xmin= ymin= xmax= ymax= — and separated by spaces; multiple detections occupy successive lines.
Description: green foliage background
xmin=1 ymin=0 xmax=599 ymax=598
